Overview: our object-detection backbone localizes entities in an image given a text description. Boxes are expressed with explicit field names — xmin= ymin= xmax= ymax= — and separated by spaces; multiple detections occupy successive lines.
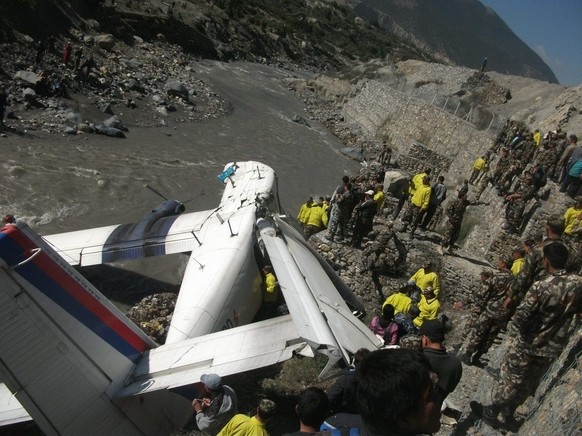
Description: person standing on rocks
xmin=459 ymin=268 xmax=512 ymax=366
xmin=469 ymin=155 xmax=487 ymax=185
xmin=303 ymin=197 xmax=328 ymax=239
xmin=62 ymin=42 xmax=72 ymax=67
xmin=421 ymin=175 xmax=446 ymax=231
xmin=373 ymin=184 xmax=385 ymax=215
xmin=296 ymin=196 xmax=313 ymax=229
xmin=471 ymin=243 xmax=582 ymax=430
xmin=0 ymin=85 xmax=8 ymax=127
xmin=438 ymin=190 xmax=476 ymax=254
xmin=258 ymin=265 xmax=279 ymax=320
xmin=35 ymin=39 xmax=46 ymax=64
xmin=502 ymin=171 xmax=538 ymax=234
xmin=402 ymin=175 xmax=431 ymax=239
xmin=419 ymin=319 xmax=462 ymax=401
xmin=563 ymin=196 xmax=582 ymax=237
xmin=492 ymin=147 xmax=511 ymax=189
xmin=326 ymin=183 xmax=353 ymax=242
xmin=351 ymin=190 xmax=376 ymax=248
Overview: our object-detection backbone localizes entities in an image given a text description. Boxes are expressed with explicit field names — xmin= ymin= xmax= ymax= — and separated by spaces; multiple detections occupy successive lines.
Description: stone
xmin=94 ymin=34 xmax=115 ymax=51
xmin=164 ymin=80 xmax=189 ymax=101
xmin=13 ymin=70 xmax=40 ymax=85
xmin=95 ymin=124 xmax=125 ymax=138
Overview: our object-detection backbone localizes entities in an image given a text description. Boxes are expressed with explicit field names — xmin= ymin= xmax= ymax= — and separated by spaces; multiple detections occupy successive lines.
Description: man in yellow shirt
xmin=409 ymin=168 xmax=431 ymax=196
xmin=510 ymin=249 xmax=525 ymax=276
xmin=413 ymin=287 xmax=441 ymax=328
xmin=303 ymin=197 xmax=328 ymax=238
xmin=373 ymin=184 xmax=385 ymax=214
xmin=533 ymin=129 xmax=542 ymax=146
xmin=256 ymin=265 xmax=279 ymax=321
xmin=469 ymin=155 xmax=487 ymax=185
xmin=296 ymin=197 xmax=313 ymax=228
xmin=403 ymin=176 xmax=431 ymax=239
xmin=218 ymin=399 xmax=276 ymax=436
xmin=409 ymin=262 xmax=441 ymax=298
xmin=564 ymin=196 xmax=582 ymax=236
xmin=382 ymin=283 xmax=415 ymax=315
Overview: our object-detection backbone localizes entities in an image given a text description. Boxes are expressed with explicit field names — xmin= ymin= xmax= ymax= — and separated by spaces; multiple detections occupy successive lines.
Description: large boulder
xmin=164 ymin=80 xmax=189 ymax=101
xmin=13 ymin=71 xmax=40 ymax=85
xmin=94 ymin=34 xmax=115 ymax=51
xmin=383 ymin=170 xmax=410 ymax=198
xmin=103 ymin=115 xmax=127 ymax=131
xmin=95 ymin=124 xmax=125 ymax=138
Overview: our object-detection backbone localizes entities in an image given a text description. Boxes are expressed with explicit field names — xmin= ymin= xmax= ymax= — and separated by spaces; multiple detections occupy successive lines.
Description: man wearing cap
xmin=413 ymin=287 xmax=440 ymax=329
xmin=409 ymin=262 xmax=441 ymax=298
xmin=351 ymin=190 xmax=377 ymax=249
xmin=193 ymin=373 xmax=238 ymax=435
xmin=419 ymin=319 xmax=462 ymax=401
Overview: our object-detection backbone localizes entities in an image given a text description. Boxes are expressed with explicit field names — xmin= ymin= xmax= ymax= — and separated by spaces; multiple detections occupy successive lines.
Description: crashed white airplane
xmin=0 ymin=161 xmax=382 ymax=434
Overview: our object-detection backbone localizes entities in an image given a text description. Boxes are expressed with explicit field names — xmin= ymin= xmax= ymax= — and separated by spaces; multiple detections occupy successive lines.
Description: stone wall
xmin=342 ymin=80 xmax=494 ymax=186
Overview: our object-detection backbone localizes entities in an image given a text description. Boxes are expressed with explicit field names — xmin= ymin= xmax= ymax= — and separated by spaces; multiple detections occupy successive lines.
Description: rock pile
xmin=1 ymin=30 xmax=228 ymax=136
xmin=126 ymin=292 xmax=177 ymax=344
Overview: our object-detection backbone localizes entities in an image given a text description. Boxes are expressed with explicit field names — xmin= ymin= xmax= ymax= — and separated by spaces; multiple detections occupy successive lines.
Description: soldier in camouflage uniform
xmin=492 ymin=148 xmax=511 ymax=189
xmin=502 ymin=172 xmax=538 ymax=234
xmin=362 ymin=225 xmax=407 ymax=302
xmin=473 ymin=243 xmax=582 ymax=428
xmin=497 ymin=161 xmax=523 ymax=196
xmin=438 ymin=191 xmax=477 ymax=254
xmin=459 ymin=268 xmax=512 ymax=366
xmin=507 ymin=215 xmax=582 ymax=307
xmin=326 ymin=182 xmax=353 ymax=242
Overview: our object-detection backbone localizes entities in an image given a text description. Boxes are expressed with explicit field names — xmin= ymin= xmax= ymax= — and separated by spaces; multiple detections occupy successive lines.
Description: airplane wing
xmin=260 ymin=216 xmax=383 ymax=377
xmin=42 ymin=209 xmax=213 ymax=266
xmin=0 ymin=384 xmax=30 ymax=426
xmin=42 ymin=161 xmax=278 ymax=268
xmin=116 ymin=314 xmax=308 ymax=398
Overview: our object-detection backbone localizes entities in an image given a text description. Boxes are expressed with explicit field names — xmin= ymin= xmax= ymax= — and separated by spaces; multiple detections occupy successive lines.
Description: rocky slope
xmin=352 ymin=0 xmax=558 ymax=83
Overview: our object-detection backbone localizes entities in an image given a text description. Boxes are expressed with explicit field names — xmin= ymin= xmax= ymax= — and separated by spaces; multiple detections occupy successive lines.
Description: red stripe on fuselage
xmin=7 ymin=226 xmax=151 ymax=354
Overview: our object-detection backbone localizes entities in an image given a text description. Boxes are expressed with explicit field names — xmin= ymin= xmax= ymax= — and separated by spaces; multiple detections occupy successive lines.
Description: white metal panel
xmin=285 ymin=236 xmax=383 ymax=353
xmin=261 ymin=234 xmax=339 ymax=349
xmin=42 ymin=209 xmax=212 ymax=266
xmin=0 ymin=384 xmax=30 ymax=426
xmin=117 ymin=315 xmax=304 ymax=397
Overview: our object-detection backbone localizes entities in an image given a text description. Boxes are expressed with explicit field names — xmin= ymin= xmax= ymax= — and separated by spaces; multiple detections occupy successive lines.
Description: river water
xmin=1 ymin=60 xmax=360 ymax=305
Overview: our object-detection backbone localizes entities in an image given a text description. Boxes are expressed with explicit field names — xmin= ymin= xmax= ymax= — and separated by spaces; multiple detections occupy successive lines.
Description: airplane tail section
xmin=0 ymin=222 xmax=190 ymax=435
xmin=260 ymin=216 xmax=382 ymax=379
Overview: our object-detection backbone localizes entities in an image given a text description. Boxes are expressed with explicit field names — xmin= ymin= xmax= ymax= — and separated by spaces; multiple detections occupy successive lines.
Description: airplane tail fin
xmin=0 ymin=222 xmax=189 ymax=435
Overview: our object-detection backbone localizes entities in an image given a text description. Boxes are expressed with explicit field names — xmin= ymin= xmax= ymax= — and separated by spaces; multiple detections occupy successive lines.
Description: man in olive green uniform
xmin=460 ymin=269 xmax=512 ymax=366
xmin=472 ymin=243 xmax=582 ymax=429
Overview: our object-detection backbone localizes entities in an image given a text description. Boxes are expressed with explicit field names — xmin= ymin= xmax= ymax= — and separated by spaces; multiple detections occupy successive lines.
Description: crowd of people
xmin=0 ymin=36 xmax=100 ymax=125
xmin=296 ymin=175 xmax=386 ymax=249
xmin=193 ymin=344 xmax=459 ymax=435
xmin=289 ymin=120 xmax=582 ymax=433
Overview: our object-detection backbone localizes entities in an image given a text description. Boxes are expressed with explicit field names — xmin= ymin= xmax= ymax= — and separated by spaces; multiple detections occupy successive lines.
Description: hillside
xmin=352 ymin=0 xmax=559 ymax=83
xmin=0 ymin=0 xmax=430 ymax=72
